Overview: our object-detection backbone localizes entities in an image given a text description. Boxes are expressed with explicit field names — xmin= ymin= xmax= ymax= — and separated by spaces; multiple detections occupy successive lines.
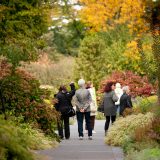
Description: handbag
xmin=66 ymin=107 xmax=76 ymax=117
xmin=97 ymin=106 xmax=104 ymax=113
xmin=97 ymin=101 xmax=104 ymax=113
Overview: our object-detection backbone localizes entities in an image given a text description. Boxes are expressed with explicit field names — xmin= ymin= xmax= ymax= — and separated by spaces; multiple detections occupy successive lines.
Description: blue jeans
xmin=76 ymin=111 xmax=92 ymax=137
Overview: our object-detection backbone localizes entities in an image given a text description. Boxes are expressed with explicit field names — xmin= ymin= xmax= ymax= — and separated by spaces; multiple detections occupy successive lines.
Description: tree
xmin=79 ymin=0 xmax=160 ymax=104
xmin=124 ymin=36 xmax=157 ymax=82
xmin=0 ymin=0 xmax=51 ymax=66
xmin=53 ymin=20 xmax=85 ymax=56
xmin=74 ymin=34 xmax=106 ymax=89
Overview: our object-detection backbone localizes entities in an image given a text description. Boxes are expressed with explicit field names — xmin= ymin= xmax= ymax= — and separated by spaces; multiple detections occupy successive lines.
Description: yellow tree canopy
xmin=79 ymin=0 xmax=154 ymax=34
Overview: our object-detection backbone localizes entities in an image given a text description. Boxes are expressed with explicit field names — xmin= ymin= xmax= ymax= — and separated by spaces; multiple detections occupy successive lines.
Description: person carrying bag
xmin=55 ymin=82 xmax=75 ymax=140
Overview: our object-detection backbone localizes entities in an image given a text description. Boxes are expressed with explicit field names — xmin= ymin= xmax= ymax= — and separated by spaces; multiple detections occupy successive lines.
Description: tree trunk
xmin=151 ymin=7 xmax=160 ymax=105
xmin=137 ymin=38 xmax=146 ymax=73
xmin=0 ymin=86 xmax=7 ymax=120
xmin=152 ymin=36 xmax=160 ymax=104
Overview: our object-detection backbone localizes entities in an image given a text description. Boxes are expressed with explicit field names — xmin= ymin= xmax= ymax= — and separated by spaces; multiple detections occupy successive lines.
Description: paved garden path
xmin=38 ymin=120 xmax=124 ymax=160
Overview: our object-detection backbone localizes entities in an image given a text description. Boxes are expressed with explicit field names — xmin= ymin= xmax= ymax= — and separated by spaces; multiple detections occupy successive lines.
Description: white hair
xmin=78 ymin=79 xmax=85 ymax=87
xmin=115 ymin=83 xmax=121 ymax=88
xmin=122 ymin=86 xmax=129 ymax=93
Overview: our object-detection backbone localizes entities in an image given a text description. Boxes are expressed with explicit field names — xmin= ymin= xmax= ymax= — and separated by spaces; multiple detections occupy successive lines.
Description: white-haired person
xmin=120 ymin=86 xmax=133 ymax=116
xmin=114 ymin=83 xmax=123 ymax=115
xmin=74 ymin=79 xmax=92 ymax=140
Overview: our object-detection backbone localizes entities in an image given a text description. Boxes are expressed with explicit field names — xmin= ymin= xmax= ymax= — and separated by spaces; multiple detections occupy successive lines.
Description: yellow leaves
xmin=124 ymin=40 xmax=140 ymax=60
xmin=115 ymin=0 xmax=148 ymax=34
xmin=79 ymin=0 xmax=150 ymax=34
xmin=79 ymin=0 xmax=120 ymax=32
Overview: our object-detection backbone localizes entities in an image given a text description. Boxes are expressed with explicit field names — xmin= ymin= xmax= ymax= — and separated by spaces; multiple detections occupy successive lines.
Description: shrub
xmin=134 ymin=117 xmax=160 ymax=142
xmin=96 ymin=112 xmax=105 ymax=120
xmin=0 ymin=116 xmax=59 ymax=160
xmin=22 ymin=55 xmax=75 ymax=88
xmin=105 ymin=112 xmax=154 ymax=146
xmin=0 ymin=58 xmax=59 ymax=135
xmin=15 ymin=122 xmax=58 ymax=150
xmin=0 ymin=56 xmax=12 ymax=80
xmin=122 ymin=138 xmax=159 ymax=154
xmin=145 ymin=117 xmax=160 ymax=144
xmin=0 ymin=117 xmax=34 ymax=160
xmin=125 ymin=148 xmax=160 ymax=160
xmin=134 ymin=96 xmax=158 ymax=113
xmin=99 ymin=71 xmax=155 ymax=97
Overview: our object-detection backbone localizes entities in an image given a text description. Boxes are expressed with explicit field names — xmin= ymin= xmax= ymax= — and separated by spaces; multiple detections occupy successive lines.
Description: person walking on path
xmin=120 ymin=86 xmax=133 ymax=116
xmin=55 ymin=82 xmax=76 ymax=140
xmin=114 ymin=83 xmax=123 ymax=116
xmin=100 ymin=81 xmax=118 ymax=135
xmin=85 ymin=81 xmax=97 ymax=134
xmin=74 ymin=79 xmax=92 ymax=140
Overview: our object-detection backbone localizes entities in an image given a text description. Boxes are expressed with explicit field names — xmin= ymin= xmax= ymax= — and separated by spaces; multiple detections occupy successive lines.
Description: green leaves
xmin=53 ymin=20 xmax=85 ymax=56
xmin=0 ymin=58 xmax=59 ymax=135
xmin=0 ymin=0 xmax=49 ymax=66
xmin=75 ymin=34 xmax=106 ymax=89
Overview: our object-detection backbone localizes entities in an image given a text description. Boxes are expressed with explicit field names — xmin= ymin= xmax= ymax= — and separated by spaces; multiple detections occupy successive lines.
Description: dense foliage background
xmin=0 ymin=0 xmax=160 ymax=159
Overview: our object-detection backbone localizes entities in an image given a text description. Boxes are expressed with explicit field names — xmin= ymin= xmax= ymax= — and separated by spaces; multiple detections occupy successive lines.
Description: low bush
xmin=105 ymin=112 xmax=154 ymax=146
xmin=122 ymin=139 xmax=159 ymax=154
xmin=0 ymin=116 xmax=58 ymax=160
xmin=96 ymin=112 xmax=105 ymax=120
xmin=0 ymin=117 xmax=34 ymax=160
xmin=125 ymin=148 xmax=160 ymax=160
xmin=15 ymin=122 xmax=58 ymax=150
xmin=134 ymin=96 xmax=158 ymax=113
xmin=134 ymin=116 xmax=160 ymax=144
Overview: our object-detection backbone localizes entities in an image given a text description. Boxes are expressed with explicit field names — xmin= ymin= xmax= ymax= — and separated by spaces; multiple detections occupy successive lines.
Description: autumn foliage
xmin=79 ymin=0 xmax=147 ymax=34
xmin=99 ymin=71 xmax=156 ymax=97
xmin=0 ymin=57 xmax=59 ymax=134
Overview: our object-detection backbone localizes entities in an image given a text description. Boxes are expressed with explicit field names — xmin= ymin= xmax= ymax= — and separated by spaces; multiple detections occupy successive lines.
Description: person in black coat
xmin=120 ymin=86 xmax=133 ymax=116
xmin=55 ymin=82 xmax=75 ymax=139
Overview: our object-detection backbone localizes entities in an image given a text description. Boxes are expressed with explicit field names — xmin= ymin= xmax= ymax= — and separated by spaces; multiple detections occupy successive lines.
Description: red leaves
xmin=0 ymin=58 xmax=59 ymax=134
xmin=99 ymin=71 xmax=156 ymax=97
xmin=0 ymin=57 xmax=12 ymax=80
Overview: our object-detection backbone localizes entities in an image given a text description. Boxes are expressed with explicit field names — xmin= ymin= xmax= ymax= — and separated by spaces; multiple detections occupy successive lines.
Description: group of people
xmin=54 ymin=79 xmax=132 ymax=140
xmin=100 ymin=81 xmax=133 ymax=135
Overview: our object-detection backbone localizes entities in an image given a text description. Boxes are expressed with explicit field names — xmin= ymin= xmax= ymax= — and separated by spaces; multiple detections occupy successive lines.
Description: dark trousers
xmin=105 ymin=116 xmax=116 ymax=131
xmin=76 ymin=111 xmax=92 ymax=137
xmin=85 ymin=116 xmax=95 ymax=130
xmin=58 ymin=115 xmax=70 ymax=139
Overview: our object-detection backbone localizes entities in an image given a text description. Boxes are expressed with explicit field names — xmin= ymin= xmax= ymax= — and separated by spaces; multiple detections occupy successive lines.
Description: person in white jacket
xmin=85 ymin=81 xmax=97 ymax=134
xmin=114 ymin=83 xmax=123 ymax=115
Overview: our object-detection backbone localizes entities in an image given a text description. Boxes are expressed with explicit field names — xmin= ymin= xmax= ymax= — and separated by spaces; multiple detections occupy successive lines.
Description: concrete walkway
xmin=38 ymin=120 xmax=124 ymax=160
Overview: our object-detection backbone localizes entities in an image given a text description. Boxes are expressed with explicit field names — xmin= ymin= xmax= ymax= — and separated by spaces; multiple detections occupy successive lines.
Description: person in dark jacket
xmin=120 ymin=86 xmax=133 ymax=116
xmin=55 ymin=82 xmax=75 ymax=139
xmin=100 ymin=81 xmax=118 ymax=135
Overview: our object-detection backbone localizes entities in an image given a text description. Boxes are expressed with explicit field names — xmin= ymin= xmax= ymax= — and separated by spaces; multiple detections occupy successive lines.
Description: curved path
xmin=39 ymin=120 xmax=124 ymax=160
